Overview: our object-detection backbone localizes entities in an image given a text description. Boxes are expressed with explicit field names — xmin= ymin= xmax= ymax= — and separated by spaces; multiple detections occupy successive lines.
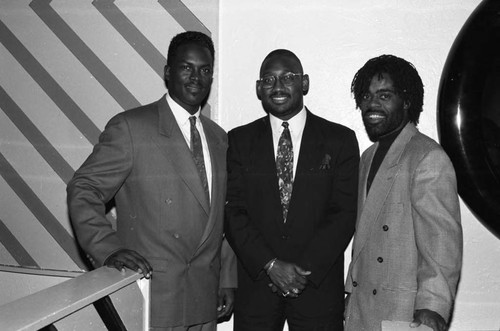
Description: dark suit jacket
xmin=225 ymin=109 xmax=359 ymax=317
xmin=67 ymin=95 xmax=237 ymax=328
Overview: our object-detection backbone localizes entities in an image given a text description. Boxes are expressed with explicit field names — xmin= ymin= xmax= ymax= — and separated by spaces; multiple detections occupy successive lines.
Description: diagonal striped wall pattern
xmin=0 ymin=0 xmax=219 ymax=273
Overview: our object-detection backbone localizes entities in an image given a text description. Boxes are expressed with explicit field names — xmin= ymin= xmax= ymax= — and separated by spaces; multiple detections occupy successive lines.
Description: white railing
xmin=0 ymin=266 xmax=150 ymax=331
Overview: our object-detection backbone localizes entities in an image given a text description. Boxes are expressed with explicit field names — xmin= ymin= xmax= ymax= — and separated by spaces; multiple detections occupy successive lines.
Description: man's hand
xmin=105 ymin=249 xmax=152 ymax=279
xmin=217 ymin=287 xmax=235 ymax=321
xmin=410 ymin=309 xmax=447 ymax=331
xmin=267 ymin=259 xmax=311 ymax=297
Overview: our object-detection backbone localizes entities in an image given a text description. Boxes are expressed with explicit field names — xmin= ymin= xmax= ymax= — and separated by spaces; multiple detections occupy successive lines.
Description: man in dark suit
xmin=225 ymin=49 xmax=359 ymax=331
xmin=67 ymin=31 xmax=236 ymax=331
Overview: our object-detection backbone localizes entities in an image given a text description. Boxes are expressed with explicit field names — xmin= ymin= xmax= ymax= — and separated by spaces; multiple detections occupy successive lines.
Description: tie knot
xmin=189 ymin=116 xmax=197 ymax=126
xmin=282 ymin=122 xmax=289 ymax=129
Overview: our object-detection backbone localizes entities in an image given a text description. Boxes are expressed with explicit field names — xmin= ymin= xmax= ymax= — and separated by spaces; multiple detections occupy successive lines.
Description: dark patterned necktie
xmin=276 ymin=122 xmax=293 ymax=222
xmin=189 ymin=116 xmax=209 ymax=203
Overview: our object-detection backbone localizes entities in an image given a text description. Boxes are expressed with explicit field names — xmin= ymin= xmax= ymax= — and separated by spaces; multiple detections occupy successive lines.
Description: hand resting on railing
xmin=105 ymin=249 xmax=153 ymax=279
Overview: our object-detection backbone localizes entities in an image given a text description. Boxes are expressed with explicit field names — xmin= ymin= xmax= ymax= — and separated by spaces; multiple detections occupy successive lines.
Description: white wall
xmin=218 ymin=1 xmax=500 ymax=330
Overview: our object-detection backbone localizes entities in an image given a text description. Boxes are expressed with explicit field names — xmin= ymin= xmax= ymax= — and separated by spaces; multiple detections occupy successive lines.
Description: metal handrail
xmin=0 ymin=267 xmax=150 ymax=331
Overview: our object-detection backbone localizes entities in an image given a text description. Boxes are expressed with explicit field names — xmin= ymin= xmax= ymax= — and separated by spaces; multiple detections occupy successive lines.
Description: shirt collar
xmin=269 ymin=106 xmax=307 ymax=133
xmin=377 ymin=124 xmax=405 ymax=147
xmin=166 ymin=93 xmax=201 ymax=126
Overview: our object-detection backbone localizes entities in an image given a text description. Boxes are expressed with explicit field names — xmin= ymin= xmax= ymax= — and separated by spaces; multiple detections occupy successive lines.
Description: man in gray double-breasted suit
xmin=344 ymin=55 xmax=462 ymax=331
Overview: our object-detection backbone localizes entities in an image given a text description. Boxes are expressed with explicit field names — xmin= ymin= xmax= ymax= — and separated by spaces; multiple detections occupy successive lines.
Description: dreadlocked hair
xmin=351 ymin=54 xmax=424 ymax=124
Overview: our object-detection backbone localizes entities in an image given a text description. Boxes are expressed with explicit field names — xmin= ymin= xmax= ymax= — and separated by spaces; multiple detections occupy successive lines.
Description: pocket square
xmin=319 ymin=154 xmax=331 ymax=170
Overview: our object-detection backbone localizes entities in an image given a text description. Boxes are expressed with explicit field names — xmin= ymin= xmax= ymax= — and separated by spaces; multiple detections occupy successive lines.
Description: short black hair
xmin=351 ymin=54 xmax=424 ymax=124
xmin=260 ymin=49 xmax=303 ymax=76
xmin=167 ymin=31 xmax=215 ymax=66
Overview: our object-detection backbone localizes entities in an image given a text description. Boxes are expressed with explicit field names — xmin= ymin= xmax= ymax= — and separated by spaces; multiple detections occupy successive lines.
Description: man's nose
xmin=368 ymin=95 xmax=381 ymax=108
xmin=190 ymin=69 xmax=200 ymax=81
xmin=273 ymin=76 xmax=286 ymax=90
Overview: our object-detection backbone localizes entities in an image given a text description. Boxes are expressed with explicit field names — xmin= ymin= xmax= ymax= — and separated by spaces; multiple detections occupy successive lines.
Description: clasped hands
xmin=266 ymin=259 xmax=311 ymax=298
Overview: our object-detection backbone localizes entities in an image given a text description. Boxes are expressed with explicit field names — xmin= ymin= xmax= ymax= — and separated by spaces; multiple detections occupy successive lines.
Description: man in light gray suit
xmin=344 ymin=55 xmax=462 ymax=331
xmin=67 ymin=31 xmax=236 ymax=330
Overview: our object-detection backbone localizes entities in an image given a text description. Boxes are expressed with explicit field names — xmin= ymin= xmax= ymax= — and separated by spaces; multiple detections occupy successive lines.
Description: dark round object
xmin=438 ymin=0 xmax=500 ymax=238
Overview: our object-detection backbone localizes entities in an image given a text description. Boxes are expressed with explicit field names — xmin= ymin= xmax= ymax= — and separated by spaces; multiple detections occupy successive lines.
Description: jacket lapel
xmin=294 ymin=110 xmax=317 ymax=176
xmin=286 ymin=110 xmax=319 ymax=225
xmin=351 ymin=123 xmax=418 ymax=262
xmin=152 ymin=96 xmax=210 ymax=215
xmin=196 ymin=116 xmax=225 ymax=250
xmin=255 ymin=117 xmax=283 ymax=225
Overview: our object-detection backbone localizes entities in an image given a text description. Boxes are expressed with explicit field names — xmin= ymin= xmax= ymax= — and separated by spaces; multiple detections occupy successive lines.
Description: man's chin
xmin=364 ymin=127 xmax=382 ymax=142
xmin=263 ymin=106 xmax=287 ymax=118
xmin=186 ymin=96 xmax=208 ymax=107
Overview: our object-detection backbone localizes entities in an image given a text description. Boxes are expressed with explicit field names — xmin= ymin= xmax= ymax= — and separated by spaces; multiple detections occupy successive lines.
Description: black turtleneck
xmin=366 ymin=127 xmax=404 ymax=194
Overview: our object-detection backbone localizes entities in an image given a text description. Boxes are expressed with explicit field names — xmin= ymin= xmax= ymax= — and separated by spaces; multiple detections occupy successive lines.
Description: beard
xmin=362 ymin=110 xmax=407 ymax=142
xmin=363 ymin=120 xmax=387 ymax=142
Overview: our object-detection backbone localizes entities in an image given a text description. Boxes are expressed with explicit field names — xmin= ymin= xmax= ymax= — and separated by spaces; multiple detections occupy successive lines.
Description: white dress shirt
xmin=167 ymin=94 xmax=212 ymax=199
xmin=269 ymin=107 xmax=307 ymax=178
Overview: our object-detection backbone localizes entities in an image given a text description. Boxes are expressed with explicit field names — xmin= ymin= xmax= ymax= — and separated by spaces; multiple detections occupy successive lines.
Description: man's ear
xmin=164 ymin=65 xmax=170 ymax=83
xmin=302 ymin=74 xmax=310 ymax=96
xmin=256 ymin=81 xmax=262 ymax=100
xmin=404 ymin=100 xmax=410 ymax=110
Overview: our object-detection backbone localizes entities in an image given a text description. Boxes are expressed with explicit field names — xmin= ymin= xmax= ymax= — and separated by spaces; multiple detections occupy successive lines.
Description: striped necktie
xmin=189 ymin=116 xmax=209 ymax=203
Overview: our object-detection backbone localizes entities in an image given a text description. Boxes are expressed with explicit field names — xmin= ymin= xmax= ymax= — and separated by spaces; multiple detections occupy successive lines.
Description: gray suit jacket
xmin=344 ymin=123 xmax=462 ymax=331
xmin=67 ymin=95 xmax=237 ymax=328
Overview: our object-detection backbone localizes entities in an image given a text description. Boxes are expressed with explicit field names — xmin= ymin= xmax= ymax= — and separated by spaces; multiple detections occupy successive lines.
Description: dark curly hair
xmin=351 ymin=54 xmax=424 ymax=124
xmin=167 ymin=31 xmax=215 ymax=66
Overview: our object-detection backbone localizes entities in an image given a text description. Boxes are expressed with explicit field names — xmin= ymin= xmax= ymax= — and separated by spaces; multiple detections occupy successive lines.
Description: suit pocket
xmin=379 ymin=287 xmax=417 ymax=321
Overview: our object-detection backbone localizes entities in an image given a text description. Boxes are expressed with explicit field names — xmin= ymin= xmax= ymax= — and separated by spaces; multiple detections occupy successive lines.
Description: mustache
xmin=362 ymin=109 xmax=385 ymax=116
xmin=186 ymin=81 xmax=204 ymax=87
xmin=270 ymin=92 xmax=290 ymax=98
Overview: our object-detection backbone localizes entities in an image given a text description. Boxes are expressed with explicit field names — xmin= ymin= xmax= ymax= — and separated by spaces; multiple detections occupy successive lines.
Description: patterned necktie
xmin=189 ymin=116 xmax=209 ymax=203
xmin=276 ymin=121 xmax=293 ymax=222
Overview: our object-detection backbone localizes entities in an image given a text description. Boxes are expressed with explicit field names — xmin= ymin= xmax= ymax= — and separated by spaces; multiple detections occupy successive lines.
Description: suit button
xmin=174 ymin=233 xmax=180 ymax=239
xmin=373 ymin=289 xmax=377 ymax=295
xmin=352 ymin=281 xmax=358 ymax=287
xmin=382 ymin=225 xmax=389 ymax=231
xmin=377 ymin=257 xmax=383 ymax=263
xmin=281 ymin=235 xmax=289 ymax=240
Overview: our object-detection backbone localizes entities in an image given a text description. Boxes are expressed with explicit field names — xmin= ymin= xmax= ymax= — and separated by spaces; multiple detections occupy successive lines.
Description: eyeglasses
xmin=258 ymin=73 xmax=302 ymax=89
